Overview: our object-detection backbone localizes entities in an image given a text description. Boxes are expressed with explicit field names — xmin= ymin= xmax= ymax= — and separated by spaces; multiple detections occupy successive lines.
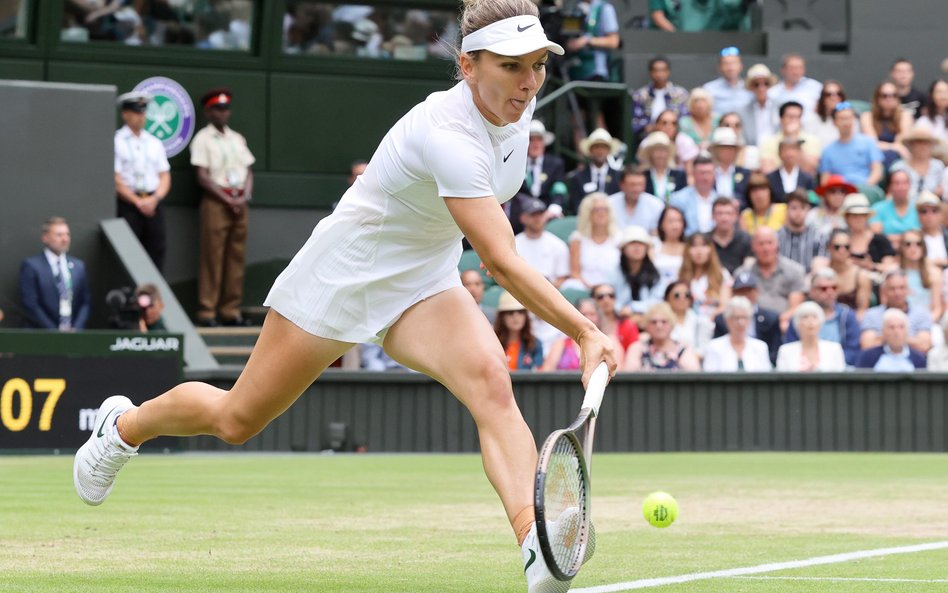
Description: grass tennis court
xmin=2 ymin=452 xmax=947 ymax=592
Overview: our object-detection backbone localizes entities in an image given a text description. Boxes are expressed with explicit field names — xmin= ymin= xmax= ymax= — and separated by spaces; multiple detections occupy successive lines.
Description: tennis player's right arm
xmin=445 ymin=196 xmax=619 ymax=381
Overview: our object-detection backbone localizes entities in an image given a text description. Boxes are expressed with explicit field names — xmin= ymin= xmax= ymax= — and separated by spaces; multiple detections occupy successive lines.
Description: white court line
xmin=572 ymin=540 xmax=948 ymax=593
xmin=734 ymin=576 xmax=948 ymax=583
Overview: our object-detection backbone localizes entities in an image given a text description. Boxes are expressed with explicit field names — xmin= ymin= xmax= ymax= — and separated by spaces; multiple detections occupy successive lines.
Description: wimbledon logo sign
xmin=133 ymin=76 xmax=195 ymax=158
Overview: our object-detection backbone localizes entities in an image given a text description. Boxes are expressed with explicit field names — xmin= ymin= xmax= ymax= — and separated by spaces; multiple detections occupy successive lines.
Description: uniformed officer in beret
xmin=189 ymin=87 xmax=256 ymax=327
xmin=114 ymin=91 xmax=171 ymax=271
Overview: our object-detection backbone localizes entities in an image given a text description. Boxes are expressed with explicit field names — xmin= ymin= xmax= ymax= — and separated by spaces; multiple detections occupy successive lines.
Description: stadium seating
xmin=545 ymin=216 xmax=577 ymax=244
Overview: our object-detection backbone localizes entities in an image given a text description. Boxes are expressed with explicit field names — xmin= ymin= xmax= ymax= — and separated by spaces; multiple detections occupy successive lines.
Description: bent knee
xmin=214 ymin=403 xmax=268 ymax=446
xmin=461 ymin=352 xmax=519 ymax=415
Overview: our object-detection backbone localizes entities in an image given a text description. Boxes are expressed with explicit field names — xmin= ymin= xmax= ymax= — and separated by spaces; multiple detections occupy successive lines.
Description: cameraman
xmin=135 ymin=284 xmax=166 ymax=332
xmin=567 ymin=0 xmax=620 ymax=83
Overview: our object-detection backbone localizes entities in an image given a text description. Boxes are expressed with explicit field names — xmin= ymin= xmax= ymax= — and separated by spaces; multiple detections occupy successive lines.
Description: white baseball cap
xmin=461 ymin=16 xmax=564 ymax=57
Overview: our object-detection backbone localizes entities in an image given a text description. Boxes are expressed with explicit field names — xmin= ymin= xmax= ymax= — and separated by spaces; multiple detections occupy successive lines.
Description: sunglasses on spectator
xmin=831 ymin=243 xmax=850 ymax=250
xmin=902 ymin=240 xmax=922 ymax=247
xmin=879 ymin=92 xmax=898 ymax=99
xmin=722 ymin=121 xmax=741 ymax=128
xmin=823 ymin=90 xmax=842 ymax=97
xmin=919 ymin=207 xmax=940 ymax=214
xmin=594 ymin=292 xmax=615 ymax=300
xmin=720 ymin=46 xmax=740 ymax=57
xmin=751 ymin=81 xmax=770 ymax=88
xmin=815 ymin=285 xmax=838 ymax=291
xmin=670 ymin=291 xmax=691 ymax=299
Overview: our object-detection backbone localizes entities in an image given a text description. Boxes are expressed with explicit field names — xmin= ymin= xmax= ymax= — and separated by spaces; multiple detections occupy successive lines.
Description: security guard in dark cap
xmin=114 ymin=90 xmax=171 ymax=271
xmin=189 ymin=87 xmax=256 ymax=326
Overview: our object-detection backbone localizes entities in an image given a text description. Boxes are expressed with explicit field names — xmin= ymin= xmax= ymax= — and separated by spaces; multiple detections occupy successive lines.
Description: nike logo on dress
xmin=504 ymin=149 xmax=515 ymax=162
xmin=96 ymin=407 xmax=117 ymax=437
xmin=524 ymin=548 xmax=537 ymax=572
xmin=517 ymin=24 xmax=535 ymax=32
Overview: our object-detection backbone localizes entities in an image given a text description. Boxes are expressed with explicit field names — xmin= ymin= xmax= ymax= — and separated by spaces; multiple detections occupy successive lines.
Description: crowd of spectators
xmin=475 ymin=50 xmax=948 ymax=374
xmin=62 ymin=0 xmax=253 ymax=49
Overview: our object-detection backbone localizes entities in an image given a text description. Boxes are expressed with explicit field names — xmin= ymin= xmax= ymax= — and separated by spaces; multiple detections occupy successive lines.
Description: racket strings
xmin=544 ymin=435 xmax=587 ymax=574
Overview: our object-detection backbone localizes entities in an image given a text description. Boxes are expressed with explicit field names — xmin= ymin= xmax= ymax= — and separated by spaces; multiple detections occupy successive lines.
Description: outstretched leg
xmin=382 ymin=287 xmax=537 ymax=531
xmin=75 ymin=310 xmax=352 ymax=505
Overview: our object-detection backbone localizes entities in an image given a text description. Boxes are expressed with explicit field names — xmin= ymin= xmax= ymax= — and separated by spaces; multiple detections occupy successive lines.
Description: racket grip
xmin=581 ymin=362 xmax=609 ymax=415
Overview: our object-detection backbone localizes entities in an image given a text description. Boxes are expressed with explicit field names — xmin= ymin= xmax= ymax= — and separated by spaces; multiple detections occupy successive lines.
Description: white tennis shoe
xmin=522 ymin=522 xmax=572 ymax=593
xmin=73 ymin=395 xmax=139 ymax=506
xmin=547 ymin=506 xmax=596 ymax=565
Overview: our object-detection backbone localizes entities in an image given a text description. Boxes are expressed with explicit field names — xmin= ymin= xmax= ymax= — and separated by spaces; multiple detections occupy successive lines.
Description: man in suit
xmin=766 ymin=137 xmax=816 ymax=202
xmin=19 ymin=217 xmax=91 ymax=330
xmin=566 ymin=128 xmax=622 ymax=214
xmin=670 ymin=156 xmax=718 ymax=235
xmin=637 ymin=130 xmax=687 ymax=201
xmin=708 ymin=127 xmax=751 ymax=207
xmin=522 ymin=120 xmax=567 ymax=217
xmin=713 ymin=271 xmax=782 ymax=364
xmin=738 ymin=63 xmax=779 ymax=147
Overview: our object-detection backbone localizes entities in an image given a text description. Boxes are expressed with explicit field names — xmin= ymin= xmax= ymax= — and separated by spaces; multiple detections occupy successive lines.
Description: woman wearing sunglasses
xmin=861 ymin=81 xmax=914 ymax=169
xmin=811 ymin=228 xmax=873 ymax=318
xmin=623 ymin=301 xmax=700 ymax=371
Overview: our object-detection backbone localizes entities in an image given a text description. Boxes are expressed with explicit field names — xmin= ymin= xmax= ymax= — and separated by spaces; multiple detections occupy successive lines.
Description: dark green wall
xmin=182 ymin=371 xmax=948 ymax=454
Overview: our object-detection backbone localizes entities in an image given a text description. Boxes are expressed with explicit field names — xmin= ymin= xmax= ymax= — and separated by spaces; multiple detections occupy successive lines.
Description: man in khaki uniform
xmin=190 ymin=88 xmax=256 ymax=326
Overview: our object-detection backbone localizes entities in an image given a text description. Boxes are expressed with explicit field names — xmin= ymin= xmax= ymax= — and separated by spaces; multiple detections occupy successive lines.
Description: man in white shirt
xmin=608 ymin=167 xmax=665 ymax=233
xmin=767 ymin=53 xmax=823 ymax=114
xmin=702 ymin=46 xmax=752 ymax=116
xmin=114 ymin=91 xmax=171 ymax=271
xmin=514 ymin=198 xmax=570 ymax=287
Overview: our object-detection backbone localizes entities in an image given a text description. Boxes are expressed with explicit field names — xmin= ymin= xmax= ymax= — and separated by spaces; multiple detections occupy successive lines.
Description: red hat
xmin=815 ymin=174 xmax=857 ymax=197
xmin=200 ymin=87 xmax=232 ymax=109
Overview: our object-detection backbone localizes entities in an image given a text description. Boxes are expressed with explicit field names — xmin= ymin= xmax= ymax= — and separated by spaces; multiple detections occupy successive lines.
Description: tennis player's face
xmin=467 ymin=49 xmax=548 ymax=126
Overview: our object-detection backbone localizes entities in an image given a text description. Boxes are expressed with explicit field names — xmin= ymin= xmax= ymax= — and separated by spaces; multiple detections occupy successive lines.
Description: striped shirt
xmin=777 ymin=225 xmax=825 ymax=272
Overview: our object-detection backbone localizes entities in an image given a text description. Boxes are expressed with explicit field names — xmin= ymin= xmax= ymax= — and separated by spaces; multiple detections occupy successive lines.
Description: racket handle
xmin=581 ymin=362 xmax=609 ymax=415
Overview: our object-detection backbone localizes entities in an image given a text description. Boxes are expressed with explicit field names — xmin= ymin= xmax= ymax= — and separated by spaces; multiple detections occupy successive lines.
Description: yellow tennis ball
xmin=642 ymin=491 xmax=678 ymax=528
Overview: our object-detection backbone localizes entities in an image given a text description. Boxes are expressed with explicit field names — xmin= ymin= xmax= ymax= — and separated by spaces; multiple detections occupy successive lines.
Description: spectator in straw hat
xmin=636 ymin=130 xmax=687 ymax=202
xmin=708 ymin=126 xmax=751 ymax=206
xmin=566 ymin=128 xmax=622 ymax=214
xmin=890 ymin=125 xmax=945 ymax=199
xmin=916 ymin=192 xmax=948 ymax=268
xmin=738 ymin=63 xmax=779 ymax=146
xmin=493 ymin=291 xmax=544 ymax=371
xmin=522 ymin=120 xmax=567 ymax=217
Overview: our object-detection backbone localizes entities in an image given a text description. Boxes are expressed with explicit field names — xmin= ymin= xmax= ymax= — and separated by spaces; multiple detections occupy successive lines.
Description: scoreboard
xmin=0 ymin=331 xmax=182 ymax=451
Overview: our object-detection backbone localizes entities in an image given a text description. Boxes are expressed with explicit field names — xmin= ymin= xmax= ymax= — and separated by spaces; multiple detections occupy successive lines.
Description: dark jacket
xmin=566 ymin=164 xmax=622 ymax=214
xmin=766 ymin=169 xmax=817 ymax=203
xmin=855 ymin=345 xmax=926 ymax=370
xmin=19 ymin=253 xmax=90 ymax=329
xmin=722 ymin=166 xmax=752 ymax=207
xmin=784 ymin=302 xmax=861 ymax=366
xmin=714 ymin=305 xmax=781 ymax=364
xmin=644 ymin=168 xmax=688 ymax=201
xmin=521 ymin=154 xmax=567 ymax=210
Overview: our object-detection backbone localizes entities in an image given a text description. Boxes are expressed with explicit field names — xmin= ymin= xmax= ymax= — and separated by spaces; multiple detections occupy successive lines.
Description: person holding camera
xmin=135 ymin=284 xmax=166 ymax=332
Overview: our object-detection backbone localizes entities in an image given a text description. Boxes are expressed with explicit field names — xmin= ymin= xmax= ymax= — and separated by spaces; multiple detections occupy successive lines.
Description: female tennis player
xmin=74 ymin=1 xmax=617 ymax=590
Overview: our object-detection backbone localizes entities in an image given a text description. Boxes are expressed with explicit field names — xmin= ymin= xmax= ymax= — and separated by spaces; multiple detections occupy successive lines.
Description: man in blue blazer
xmin=19 ymin=217 xmax=91 ymax=330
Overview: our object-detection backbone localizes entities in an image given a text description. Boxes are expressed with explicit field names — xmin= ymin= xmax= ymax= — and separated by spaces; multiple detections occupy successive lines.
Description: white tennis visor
xmin=461 ymin=16 xmax=565 ymax=57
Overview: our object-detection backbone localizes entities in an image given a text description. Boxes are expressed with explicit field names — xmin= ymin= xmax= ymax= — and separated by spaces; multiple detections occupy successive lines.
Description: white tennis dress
xmin=265 ymin=81 xmax=533 ymax=344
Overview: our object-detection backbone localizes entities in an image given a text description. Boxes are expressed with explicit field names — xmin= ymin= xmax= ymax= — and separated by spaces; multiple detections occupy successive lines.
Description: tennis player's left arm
xmin=445 ymin=196 xmax=619 ymax=380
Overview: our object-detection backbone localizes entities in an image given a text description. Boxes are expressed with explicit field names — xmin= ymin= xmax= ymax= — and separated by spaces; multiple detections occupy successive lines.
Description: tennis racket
xmin=534 ymin=361 xmax=609 ymax=581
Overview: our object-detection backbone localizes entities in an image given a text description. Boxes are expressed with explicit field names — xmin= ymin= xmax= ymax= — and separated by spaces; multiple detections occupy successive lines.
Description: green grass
xmin=2 ymin=453 xmax=947 ymax=592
